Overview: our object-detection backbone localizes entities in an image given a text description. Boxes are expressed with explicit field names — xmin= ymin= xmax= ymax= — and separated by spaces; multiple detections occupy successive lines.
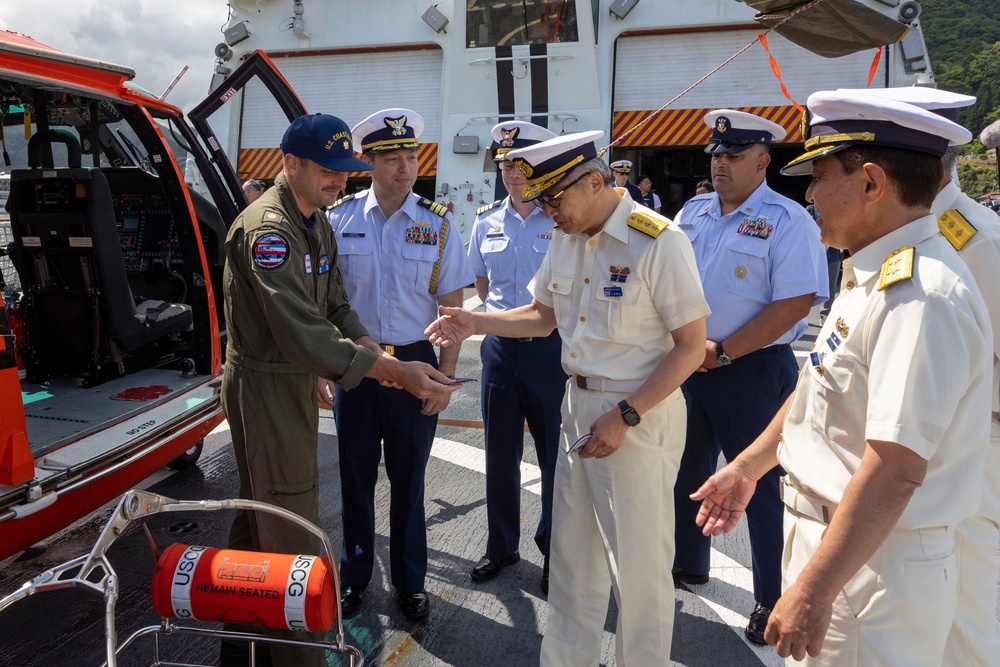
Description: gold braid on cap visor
xmin=517 ymin=155 xmax=586 ymax=201
xmin=804 ymin=131 xmax=876 ymax=150
xmin=362 ymin=137 xmax=420 ymax=152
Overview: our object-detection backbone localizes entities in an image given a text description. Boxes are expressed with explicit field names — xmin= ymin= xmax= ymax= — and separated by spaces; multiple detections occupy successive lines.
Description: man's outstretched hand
xmin=690 ymin=463 xmax=758 ymax=536
xmin=425 ymin=306 xmax=476 ymax=348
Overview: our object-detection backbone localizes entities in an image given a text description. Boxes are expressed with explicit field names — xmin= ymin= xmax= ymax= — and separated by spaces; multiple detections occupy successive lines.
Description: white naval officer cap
xmin=704 ymin=109 xmax=787 ymax=154
xmin=352 ymin=108 xmax=424 ymax=154
xmin=505 ymin=130 xmax=604 ymax=202
xmin=609 ymin=159 xmax=633 ymax=174
xmin=835 ymin=87 xmax=976 ymax=125
xmin=491 ymin=121 xmax=557 ymax=162
xmin=782 ymin=90 xmax=974 ymax=176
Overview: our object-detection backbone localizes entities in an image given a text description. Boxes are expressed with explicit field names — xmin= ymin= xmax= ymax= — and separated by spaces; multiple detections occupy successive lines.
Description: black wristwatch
xmin=715 ymin=341 xmax=732 ymax=366
xmin=618 ymin=400 xmax=641 ymax=427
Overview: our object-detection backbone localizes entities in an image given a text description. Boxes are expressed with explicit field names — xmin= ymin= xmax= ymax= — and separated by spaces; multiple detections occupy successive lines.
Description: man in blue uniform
xmin=671 ymin=109 xmax=827 ymax=645
xmin=467 ymin=120 xmax=566 ymax=593
xmin=610 ymin=159 xmax=644 ymax=202
xmin=325 ymin=108 xmax=475 ymax=620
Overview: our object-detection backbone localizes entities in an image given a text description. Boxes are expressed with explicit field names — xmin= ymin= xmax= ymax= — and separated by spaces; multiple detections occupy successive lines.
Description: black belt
xmin=744 ymin=343 xmax=790 ymax=358
xmin=379 ymin=340 xmax=432 ymax=357
xmin=499 ymin=331 xmax=558 ymax=343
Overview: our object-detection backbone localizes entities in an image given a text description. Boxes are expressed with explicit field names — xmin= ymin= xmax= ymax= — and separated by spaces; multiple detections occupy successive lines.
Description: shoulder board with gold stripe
xmin=419 ymin=198 xmax=448 ymax=218
xmin=627 ymin=210 xmax=668 ymax=238
xmin=329 ymin=192 xmax=359 ymax=209
xmin=477 ymin=200 xmax=503 ymax=216
xmin=938 ymin=209 xmax=978 ymax=251
xmin=877 ymin=246 xmax=915 ymax=291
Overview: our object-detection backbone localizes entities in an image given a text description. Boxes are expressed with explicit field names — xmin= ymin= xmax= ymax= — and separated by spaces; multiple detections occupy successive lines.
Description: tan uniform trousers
xmin=540 ymin=383 xmax=685 ymax=667
xmin=943 ymin=416 xmax=1000 ymax=666
xmin=783 ymin=508 xmax=957 ymax=666
xmin=223 ymin=357 xmax=327 ymax=667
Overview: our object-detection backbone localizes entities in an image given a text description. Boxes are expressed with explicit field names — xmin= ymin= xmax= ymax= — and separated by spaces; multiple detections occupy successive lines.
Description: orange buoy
xmin=150 ymin=543 xmax=336 ymax=632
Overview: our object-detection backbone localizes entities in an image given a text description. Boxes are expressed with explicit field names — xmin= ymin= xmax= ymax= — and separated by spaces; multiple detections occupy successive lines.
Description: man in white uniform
xmin=835 ymin=85 xmax=1000 ymax=666
xmin=691 ymin=91 xmax=993 ymax=666
xmin=425 ymin=131 xmax=709 ymax=666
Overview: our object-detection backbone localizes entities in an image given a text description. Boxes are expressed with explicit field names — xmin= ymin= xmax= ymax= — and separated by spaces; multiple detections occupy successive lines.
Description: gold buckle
xmin=380 ymin=344 xmax=395 ymax=356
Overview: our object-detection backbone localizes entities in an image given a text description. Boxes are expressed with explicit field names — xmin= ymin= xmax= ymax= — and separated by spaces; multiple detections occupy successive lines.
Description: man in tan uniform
xmin=221 ymin=113 xmax=457 ymax=667
xmin=692 ymin=91 xmax=993 ymax=666
xmin=426 ymin=131 xmax=710 ymax=666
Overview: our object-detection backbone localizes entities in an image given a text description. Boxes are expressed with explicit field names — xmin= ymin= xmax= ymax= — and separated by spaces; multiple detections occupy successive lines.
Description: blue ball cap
xmin=280 ymin=113 xmax=371 ymax=172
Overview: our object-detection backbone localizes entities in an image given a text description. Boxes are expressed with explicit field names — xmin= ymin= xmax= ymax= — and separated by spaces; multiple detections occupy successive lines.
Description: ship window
xmin=466 ymin=0 xmax=579 ymax=48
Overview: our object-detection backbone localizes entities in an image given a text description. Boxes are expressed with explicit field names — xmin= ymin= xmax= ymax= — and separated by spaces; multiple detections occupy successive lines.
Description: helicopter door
xmin=187 ymin=50 xmax=308 ymax=228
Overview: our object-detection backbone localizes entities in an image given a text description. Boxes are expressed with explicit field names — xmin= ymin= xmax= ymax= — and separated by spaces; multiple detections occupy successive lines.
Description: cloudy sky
xmin=1 ymin=0 xmax=231 ymax=113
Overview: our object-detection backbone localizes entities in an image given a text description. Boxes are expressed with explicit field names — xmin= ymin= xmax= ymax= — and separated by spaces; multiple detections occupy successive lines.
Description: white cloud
xmin=0 ymin=0 xmax=230 ymax=112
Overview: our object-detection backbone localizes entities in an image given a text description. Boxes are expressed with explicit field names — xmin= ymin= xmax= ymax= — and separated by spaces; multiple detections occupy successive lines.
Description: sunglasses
xmin=533 ymin=172 xmax=589 ymax=209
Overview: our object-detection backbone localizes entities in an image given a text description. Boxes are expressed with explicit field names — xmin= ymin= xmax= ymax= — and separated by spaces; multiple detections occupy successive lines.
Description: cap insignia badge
xmin=499 ymin=127 xmax=520 ymax=147
xmin=384 ymin=115 xmax=408 ymax=137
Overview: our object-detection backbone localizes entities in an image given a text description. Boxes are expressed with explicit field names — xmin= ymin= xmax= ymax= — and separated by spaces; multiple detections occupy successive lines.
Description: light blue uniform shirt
xmin=467 ymin=198 xmax=554 ymax=312
xmin=329 ymin=189 xmax=474 ymax=345
xmin=675 ymin=181 xmax=827 ymax=344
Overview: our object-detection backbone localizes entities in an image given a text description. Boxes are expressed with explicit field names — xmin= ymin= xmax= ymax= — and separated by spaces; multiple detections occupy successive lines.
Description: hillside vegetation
xmin=920 ymin=0 xmax=1000 ymax=194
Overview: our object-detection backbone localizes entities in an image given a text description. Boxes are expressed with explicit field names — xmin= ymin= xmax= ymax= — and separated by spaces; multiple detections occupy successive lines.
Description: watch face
xmin=718 ymin=354 xmax=732 ymax=366
xmin=619 ymin=400 xmax=641 ymax=426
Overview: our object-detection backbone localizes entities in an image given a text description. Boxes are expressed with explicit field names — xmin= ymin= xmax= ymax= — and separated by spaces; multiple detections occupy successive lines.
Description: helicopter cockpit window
xmin=466 ymin=0 xmax=579 ymax=48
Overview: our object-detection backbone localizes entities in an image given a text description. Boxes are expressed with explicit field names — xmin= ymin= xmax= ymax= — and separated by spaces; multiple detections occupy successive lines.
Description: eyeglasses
xmin=533 ymin=172 xmax=589 ymax=209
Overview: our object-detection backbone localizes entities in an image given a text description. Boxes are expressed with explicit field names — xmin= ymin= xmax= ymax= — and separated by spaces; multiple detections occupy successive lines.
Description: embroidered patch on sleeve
xmin=253 ymin=233 xmax=289 ymax=269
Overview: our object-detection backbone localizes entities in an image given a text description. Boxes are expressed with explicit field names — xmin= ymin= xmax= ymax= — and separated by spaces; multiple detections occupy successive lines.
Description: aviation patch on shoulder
xmin=478 ymin=200 xmax=502 ymax=216
xmin=938 ymin=209 xmax=978 ymax=251
xmin=419 ymin=198 xmax=448 ymax=218
xmin=877 ymin=245 xmax=914 ymax=291
xmin=627 ymin=211 xmax=668 ymax=238
xmin=253 ymin=232 xmax=289 ymax=270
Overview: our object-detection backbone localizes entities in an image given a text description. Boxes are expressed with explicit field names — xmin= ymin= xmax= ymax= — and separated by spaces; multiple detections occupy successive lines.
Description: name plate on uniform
xmin=603 ymin=286 xmax=623 ymax=298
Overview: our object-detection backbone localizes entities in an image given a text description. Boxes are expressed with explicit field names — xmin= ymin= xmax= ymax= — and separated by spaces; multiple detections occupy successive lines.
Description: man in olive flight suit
xmin=220 ymin=113 xmax=458 ymax=667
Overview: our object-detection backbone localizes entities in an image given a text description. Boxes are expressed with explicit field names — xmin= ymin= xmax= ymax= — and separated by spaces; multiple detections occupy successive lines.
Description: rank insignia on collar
xmin=835 ymin=317 xmax=850 ymax=339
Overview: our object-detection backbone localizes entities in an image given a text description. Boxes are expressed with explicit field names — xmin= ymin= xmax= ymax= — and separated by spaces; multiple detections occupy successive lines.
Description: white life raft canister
xmin=150 ymin=543 xmax=336 ymax=631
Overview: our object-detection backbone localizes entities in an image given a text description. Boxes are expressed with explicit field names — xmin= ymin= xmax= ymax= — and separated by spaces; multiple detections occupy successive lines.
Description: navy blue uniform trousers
xmin=480 ymin=333 xmax=567 ymax=559
xmin=335 ymin=344 xmax=438 ymax=594
xmin=673 ymin=346 xmax=797 ymax=608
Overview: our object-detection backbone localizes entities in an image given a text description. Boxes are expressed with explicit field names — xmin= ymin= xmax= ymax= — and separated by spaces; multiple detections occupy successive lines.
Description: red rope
xmin=867 ymin=46 xmax=883 ymax=88
xmin=759 ymin=33 xmax=805 ymax=113
xmin=604 ymin=0 xmax=826 ymax=153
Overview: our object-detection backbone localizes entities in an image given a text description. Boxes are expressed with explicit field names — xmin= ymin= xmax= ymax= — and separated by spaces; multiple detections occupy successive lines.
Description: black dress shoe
xmin=470 ymin=552 xmax=521 ymax=582
xmin=397 ymin=590 xmax=431 ymax=619
xmin=340 ymin=585 xmax=366 ymax=617
xmin=745 ymin=603 xmax=771 ymax=646
xmin=540 ymin=555 xmax=549 ymax=596
xmin=672 ymin=567 xmax=709 ymax=586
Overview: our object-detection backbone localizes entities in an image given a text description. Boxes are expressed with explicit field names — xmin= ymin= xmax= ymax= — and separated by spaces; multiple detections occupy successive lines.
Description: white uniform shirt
xmin=529 ymin=191 xmax=710 ymax=381
xmin=468 ymin=198 xmax=553 ymax=312
xmin=931 ymin=180 xmax=1000 ymax=413
xmin=676 ymin=182 xmax=827 ymax=344
xmin=329 ymin=189 xmax=475 ymax=345
xmin=779 ymin=215 xmax=992 ymax=528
